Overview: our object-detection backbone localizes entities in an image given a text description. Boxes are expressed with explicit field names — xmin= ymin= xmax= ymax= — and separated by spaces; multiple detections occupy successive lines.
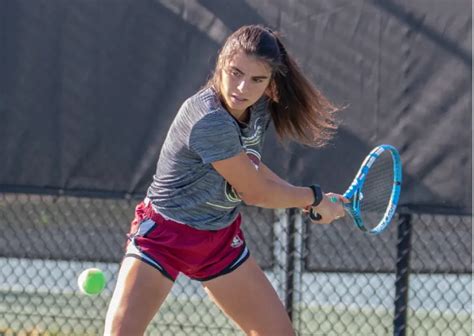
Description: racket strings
xmin=359 ymin=152 xmax=394 ymax=227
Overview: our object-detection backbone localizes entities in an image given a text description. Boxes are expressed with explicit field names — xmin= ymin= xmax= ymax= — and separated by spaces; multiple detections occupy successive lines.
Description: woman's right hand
xmin=305 ymin=193 xmax=348 ymax=224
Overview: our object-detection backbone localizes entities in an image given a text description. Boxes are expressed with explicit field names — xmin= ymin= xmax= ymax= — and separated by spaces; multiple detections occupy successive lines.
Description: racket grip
xmin=309 ymin=208 xmax=322 ymax=221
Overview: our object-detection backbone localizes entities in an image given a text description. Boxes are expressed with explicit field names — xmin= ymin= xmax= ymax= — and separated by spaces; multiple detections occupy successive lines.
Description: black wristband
xmin=309 ymin=184 xmax=324 ymax=207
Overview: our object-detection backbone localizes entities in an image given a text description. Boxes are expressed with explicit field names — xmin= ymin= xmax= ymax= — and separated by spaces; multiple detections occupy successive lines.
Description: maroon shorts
xmin=125 ymin=200 xmax=249 ymax=282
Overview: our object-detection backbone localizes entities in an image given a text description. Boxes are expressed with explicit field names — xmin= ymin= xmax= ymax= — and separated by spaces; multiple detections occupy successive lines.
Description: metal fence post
xmin=285 ymin=208 xmax=297 ymax=321
xmin=393 ymin=213 xmax=413 ymax=336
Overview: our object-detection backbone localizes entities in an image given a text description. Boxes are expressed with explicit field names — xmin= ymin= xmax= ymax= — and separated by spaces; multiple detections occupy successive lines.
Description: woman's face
xmin=220 ymin=51 xmax=272 ymax=119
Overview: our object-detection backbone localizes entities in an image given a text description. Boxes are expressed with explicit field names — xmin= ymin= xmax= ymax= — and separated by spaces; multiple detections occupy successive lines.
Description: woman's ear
xmin=264 ymin=81 xmax=273 ymax=97
xmin=264 ymin=87 xmax=271 ymax=97
xmin=264 ymin=81 xmax=277 ymax=101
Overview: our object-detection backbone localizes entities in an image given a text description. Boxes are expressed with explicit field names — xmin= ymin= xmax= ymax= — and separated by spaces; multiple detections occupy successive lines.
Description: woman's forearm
xmin=236 ymin=162 xmax=313 ymax=209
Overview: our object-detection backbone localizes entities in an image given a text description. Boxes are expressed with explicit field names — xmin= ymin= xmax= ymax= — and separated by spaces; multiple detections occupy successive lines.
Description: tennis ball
xmin=77 ymin=268 xmax=106 ymax=296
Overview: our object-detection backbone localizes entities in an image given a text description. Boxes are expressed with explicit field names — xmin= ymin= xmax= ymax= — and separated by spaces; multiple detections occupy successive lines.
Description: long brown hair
xmin=206 ymin=25 xmax=340 ymax=147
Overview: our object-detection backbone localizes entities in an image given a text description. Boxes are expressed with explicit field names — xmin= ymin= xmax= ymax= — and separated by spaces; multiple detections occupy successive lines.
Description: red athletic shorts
xmin=125 ymin=200 xmax=249 ymax=282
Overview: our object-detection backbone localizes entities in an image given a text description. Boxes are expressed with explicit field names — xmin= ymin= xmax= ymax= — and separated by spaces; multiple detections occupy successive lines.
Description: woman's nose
xmin=237 ymin=80 xmax=246 ymax=92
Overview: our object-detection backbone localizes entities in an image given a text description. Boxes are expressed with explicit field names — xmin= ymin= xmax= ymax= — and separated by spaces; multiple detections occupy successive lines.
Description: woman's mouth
xmin=230 ymin=94 xmax=247 ymax=103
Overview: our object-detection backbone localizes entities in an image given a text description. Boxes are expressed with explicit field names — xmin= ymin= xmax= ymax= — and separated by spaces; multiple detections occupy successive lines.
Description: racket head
xmin=343 ymin=144 xmax=402 ymax=234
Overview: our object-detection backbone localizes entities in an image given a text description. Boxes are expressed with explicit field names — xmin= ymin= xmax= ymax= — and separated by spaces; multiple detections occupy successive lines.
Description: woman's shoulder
xmin=184 ymin=88 xmax=236 ymax=124
xmin=184 ymin=87 xmax=220 ymax=111
xmin=172 ymin=88 xmax=236 ymax=138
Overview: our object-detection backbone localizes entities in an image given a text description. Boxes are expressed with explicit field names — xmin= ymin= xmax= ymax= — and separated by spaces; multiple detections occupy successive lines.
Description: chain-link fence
xmin=0 ymin=193 xmax=471 ymax=336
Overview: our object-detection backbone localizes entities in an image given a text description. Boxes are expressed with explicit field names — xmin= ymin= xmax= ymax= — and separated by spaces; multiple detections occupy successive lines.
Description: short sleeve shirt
xmin=147 ymin=87 xmax=271 ymax=230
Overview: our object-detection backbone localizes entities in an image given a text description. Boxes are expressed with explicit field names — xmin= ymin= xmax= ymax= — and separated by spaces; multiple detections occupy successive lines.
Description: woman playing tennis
xmin=104 ymin=24 xmax=345 ymax=336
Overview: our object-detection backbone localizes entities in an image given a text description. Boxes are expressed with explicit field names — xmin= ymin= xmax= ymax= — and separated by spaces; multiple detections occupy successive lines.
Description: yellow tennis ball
xmin=77 ymin=268 xmax=106 ymax=296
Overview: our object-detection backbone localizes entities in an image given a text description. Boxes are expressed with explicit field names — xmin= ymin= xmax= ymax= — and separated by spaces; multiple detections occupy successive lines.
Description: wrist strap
xmin=309 ymin=184 xmax=323 ymax=207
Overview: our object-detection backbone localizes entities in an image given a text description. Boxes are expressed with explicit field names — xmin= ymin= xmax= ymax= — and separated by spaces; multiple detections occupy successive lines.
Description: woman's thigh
xmin=202 ymin=256 xmax=295 ymax=336
xmin=104 ymin=256 xmax=174 ymax=336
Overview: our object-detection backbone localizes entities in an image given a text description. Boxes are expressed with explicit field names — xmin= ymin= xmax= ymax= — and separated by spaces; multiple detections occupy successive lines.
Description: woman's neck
xmin=233 ymin=109 xmax=250 ymax=125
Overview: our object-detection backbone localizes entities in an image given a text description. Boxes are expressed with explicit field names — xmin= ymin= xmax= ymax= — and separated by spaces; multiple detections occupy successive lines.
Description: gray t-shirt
xmin=147 ymin=87 xmax=271 ymax=230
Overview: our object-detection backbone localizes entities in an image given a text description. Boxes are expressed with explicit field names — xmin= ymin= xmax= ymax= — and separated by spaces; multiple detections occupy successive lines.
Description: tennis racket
xmin=310 ymin=144 xmax=402 ymax=235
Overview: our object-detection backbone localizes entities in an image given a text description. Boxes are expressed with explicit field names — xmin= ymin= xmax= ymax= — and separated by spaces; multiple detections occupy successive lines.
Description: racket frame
xmin=342 ymin=144 xmax=402 ymax=234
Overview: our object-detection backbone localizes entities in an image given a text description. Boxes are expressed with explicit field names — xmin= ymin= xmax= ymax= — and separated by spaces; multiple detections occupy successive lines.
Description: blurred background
xmin=0 ymin=0 xmax=471 ymax=335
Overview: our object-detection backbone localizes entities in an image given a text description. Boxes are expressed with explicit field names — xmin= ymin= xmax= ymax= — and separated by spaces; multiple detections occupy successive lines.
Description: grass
xmin=1 ymin=291 xmax=470 ymax=336
xmin=293 ymin=304 xmax=471 ymax=336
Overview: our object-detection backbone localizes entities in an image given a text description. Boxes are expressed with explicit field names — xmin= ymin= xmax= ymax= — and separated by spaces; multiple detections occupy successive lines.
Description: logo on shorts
xmin=230 ymin=235 xmax=243 ymax=248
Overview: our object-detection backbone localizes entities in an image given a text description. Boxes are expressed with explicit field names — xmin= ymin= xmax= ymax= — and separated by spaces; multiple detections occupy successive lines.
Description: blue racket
xmin=310 ymin=144 xmax=402 ymax=235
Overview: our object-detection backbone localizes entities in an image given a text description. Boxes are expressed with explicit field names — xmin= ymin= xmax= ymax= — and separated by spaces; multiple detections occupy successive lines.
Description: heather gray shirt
xmin=147 ymin=87 xmax=271 ymax=230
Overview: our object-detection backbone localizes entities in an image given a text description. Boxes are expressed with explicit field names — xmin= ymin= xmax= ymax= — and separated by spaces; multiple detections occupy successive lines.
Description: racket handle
xmin=309 ymin=209 xmax=322 ymax=221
